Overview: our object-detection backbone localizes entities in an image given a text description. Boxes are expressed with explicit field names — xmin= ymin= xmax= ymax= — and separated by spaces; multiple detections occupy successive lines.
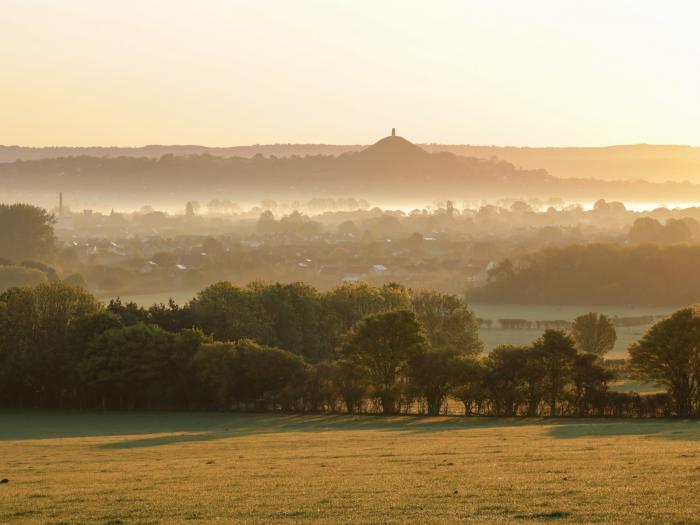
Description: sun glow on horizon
xmin=4 ymin=0 xmax=700 ymax=148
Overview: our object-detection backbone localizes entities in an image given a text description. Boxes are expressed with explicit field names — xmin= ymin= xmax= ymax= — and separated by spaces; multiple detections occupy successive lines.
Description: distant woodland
xmin=3 ymin=141 xmax=700 ymax=184
xmin=3 ymin=136 xmax=700 ymax=205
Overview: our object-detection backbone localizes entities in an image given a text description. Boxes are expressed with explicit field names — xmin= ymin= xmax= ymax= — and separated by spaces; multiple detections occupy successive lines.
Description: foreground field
xmin=3 ymin=413 xmax=700 ymax=524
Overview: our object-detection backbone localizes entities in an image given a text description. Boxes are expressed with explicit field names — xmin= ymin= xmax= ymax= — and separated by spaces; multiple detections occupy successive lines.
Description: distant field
xmin=106 ymin=292 xmax=673 ymax=359
xmin=3 ymin=412 xmax=700 ymax=524
xmin=470 ymin=303 xmax=672 ymax=359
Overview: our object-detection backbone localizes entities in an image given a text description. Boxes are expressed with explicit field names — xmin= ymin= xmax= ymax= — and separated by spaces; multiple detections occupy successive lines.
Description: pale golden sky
xmin=4 ymin=1 xmax=700 ymax=147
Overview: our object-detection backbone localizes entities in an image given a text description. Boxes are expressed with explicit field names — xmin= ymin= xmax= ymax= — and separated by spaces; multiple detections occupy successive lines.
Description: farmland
xmin=2 ymin=412 xmax=700 ymax=524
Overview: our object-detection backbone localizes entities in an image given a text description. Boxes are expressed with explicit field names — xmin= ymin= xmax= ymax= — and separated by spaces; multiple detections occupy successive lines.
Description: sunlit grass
xmin=2 ymin=412 xmax=699 ymax=523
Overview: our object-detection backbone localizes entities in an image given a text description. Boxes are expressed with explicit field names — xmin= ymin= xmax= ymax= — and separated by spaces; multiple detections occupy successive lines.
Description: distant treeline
xmin=480 ymin=316 xmax=657 ymax=330
xmin=2 ymin=279 xmax=698 ymax=418
xmin=474 ymin=243 xmax=700 ymax=306
xmin=0 ymin=142 xmax=545 ymax=201
xmin=5 ymin=136 xmax=700 ymax=203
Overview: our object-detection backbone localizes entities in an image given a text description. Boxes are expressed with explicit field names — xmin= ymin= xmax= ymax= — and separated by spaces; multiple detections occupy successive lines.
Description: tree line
xmin=0 ymin=280 xmax=695 ymax=417
xmin=475 ymin=243 xmax=700 ymax=306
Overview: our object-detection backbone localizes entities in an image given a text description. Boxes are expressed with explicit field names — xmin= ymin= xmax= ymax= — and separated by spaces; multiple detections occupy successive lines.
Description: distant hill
xmin=3 ymin=134 xmax=700 ymax=209
xmin=421 ymin=144 xmax=700 ymax=184
xmin=0 ymin=144 xmax=361 ymax=163
xmin=3 ymin=141 xmax=700 ymax=184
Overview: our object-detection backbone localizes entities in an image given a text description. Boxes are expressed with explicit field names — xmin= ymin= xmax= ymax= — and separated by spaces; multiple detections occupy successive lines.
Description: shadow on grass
xmin=546 ymin=419 xmax=700 ymax=440
xmin=1 ymin=411 xmax=700 ymax=448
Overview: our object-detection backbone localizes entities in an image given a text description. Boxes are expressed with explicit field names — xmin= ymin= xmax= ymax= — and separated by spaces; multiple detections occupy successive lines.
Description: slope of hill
xmin=2 ymin=134 xmax=700 ymax=208
xmin=3 ymin=141 xmax=700 ymax=184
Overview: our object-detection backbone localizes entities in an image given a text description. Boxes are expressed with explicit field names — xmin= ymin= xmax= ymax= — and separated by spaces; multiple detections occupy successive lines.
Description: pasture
xmin=2 ymin=412 xmax=700 ymax=524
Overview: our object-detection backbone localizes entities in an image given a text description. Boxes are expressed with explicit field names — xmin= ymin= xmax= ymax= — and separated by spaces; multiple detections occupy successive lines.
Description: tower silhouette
xmin=391 ymin=128 xmax=396 ymax=137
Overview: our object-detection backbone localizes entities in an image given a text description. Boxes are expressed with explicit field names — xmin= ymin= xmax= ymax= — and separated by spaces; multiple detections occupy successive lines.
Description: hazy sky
xmin=4 ymin=1 xmax=700 ymax=147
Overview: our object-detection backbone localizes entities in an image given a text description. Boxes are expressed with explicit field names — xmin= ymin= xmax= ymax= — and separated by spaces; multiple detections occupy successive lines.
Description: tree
xmin=322 ymin=282 xmax=388 ymax=336
xmin=629 ymin=307 xmax=700 ymax=417
xmin=486 ymin=345 xmax=529 ymax=416
xmin=661 ymin=219 xmax=692 ymax=244
xmin=106 ymin=298 xmax=149 ymax=326
xmin=450 ymin=357 xmax=488 ymax=416
xmin=570 ymin=353 xmax=614 ymax=417
xmin=521 ymin=347 xmax=547 ymax=417
xmin=342 ymin=310 xmax=427 ymax=415
xmin=0 ymin=281 xmax=100 ymax=407
xmin=247 ymin=281 xmax=325 ymax=362
xmin=571 ymin=312 xmax=617 ymax=356
xmin=191 ymin=282 xmax=268 ymax=342
xmin=185 ymin=201 xmax=200 ymax=217
xmin=408 ymin=350 xmax=457 ymax=416
xmin=0 ymin=265 xmax=47 ymax=292
xmin=411 ymin=290 xmax=483 ymax=356
xmin=331 ymin=359 xmax=369 ymax=414
xmin=79 ymin=323 xmax=207 ymax=410
xmin=628 ymin=217 xmax=663 ymax=243
xmin=0 ymin=204 xmax=55 ymax=261
xmin=79 ymin=323 xmax=178 ymax=410
xmin=147 ymin=299 xmax=194 ymax=332
xmin=534 ymin=330 xmax=577 ymax=416
xmin=304 ymin=361 xmax=339 ymax=412
xmin=64 ymin=311 xmax=123 ymax=406
xmin=256 ymin=210 xmax=277 ymax=235
xmin=232 ymin=339 xmax=307 ymax=411
xmin=192 ymin=341 xmax=238 ymax=409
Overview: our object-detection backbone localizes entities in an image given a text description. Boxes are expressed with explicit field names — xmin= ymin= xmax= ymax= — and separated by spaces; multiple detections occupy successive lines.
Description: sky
xmin=3 ymin=0 xmax=700 ymax=147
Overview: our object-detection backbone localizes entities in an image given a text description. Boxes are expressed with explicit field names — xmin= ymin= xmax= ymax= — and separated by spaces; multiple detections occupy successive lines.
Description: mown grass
xmin=2 ymin=412 xmax=700 ymax=524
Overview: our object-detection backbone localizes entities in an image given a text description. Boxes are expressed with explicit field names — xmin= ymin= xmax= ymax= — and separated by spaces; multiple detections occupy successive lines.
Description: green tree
xmin=0 ymin=204 xmax=55 ymax=261
xmin=331 ymin=359 xmax=370 ymax=414
xmin=450 ymin=357 xmax=488 ymax=416
xmin=191 ymin=282 xmax=268 ymax=342
xmin=321 ymin=282 xmax=390 ymax=353
xmin=192 ymin=341 xmax=238 ymax=409
xmin=571 ymin=312 xmax=617 ymax=355
xmin=534 ymin=330 xmax=577 ymax=416
xmin=248 ymin=281 xmax=325 ymax=361
xmin=232 ymin=339 xmax=307 ymax=411
xmin=78 ymin=323 xmax=204 ymax=410
xmin=64 ymin=311 xmax=123 ymax=406
xmin=486 ymin=345 xmax=529 ymax=416
xmin=570 ymin=353 xmax=614 ymax=417
xmin=79 ymin=323 xmax=169 ymax=409
xmin=629 ymin=307 xmax=700 ymax=417
xmin=408 ymin=350 xmax=457 ymax=415
xmin=411 ymin=289 xmax=482 ymax=355
xmin=0 ymin=281 xmax=100 ymax=407
xmin=342 ymin=310 xmax=427 ymax=415
xmin=304 ymin=361 xmax=339 ymax=412
xmin=521 ymin=347 xmax=547 ymax=417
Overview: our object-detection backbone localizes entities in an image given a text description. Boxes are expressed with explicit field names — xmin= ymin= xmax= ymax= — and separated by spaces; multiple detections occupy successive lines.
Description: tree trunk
xmin=427 ymin=397 xmax=442 ymax=417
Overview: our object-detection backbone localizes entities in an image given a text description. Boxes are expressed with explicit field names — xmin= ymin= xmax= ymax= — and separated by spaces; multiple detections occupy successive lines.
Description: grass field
xmin=3 ymin=412 xmax=700 ymax=524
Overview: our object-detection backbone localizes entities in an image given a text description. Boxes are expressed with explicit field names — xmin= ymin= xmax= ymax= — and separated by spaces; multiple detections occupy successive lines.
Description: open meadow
xmin=2 ymin=412 xmax=700 ymax=524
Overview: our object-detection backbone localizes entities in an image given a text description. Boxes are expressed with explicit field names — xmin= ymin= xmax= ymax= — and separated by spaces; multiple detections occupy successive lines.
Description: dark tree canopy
xmin=571 ymin=312 xmax=617 ymax=356
xmin=629 ymin=307 xmax=700 ymax=417
xmin=0 ymin=204 xmax=55 ymax=262
xmin=342 ymin=309 xmax=427 ymax=415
